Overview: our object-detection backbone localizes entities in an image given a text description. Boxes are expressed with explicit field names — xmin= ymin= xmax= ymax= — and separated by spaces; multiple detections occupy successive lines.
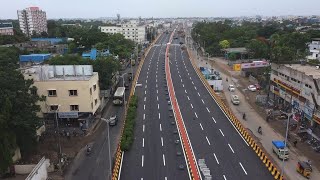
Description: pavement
xmin=189 ymin=51 xmax=320 ymax=179
xmin=120 ymin=32 xmax=189 ymax=180
xmin=64 ymin=58 xmax=139 ymax=180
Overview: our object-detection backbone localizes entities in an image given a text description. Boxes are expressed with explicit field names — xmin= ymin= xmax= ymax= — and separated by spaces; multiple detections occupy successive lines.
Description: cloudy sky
xmin=1 ymin=0 xmax=319 ymax=19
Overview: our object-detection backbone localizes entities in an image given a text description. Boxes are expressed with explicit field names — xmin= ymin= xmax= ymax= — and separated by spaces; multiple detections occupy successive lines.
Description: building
xmin=0 ymin=22 xmax=14 ymax=35
xmin=22 ymin=65 xmax=101 ymax=129
xmin=307 ymin=38 xmax=320 ymax=60
xmin=100 ymin=21 xmax=146 ymax=43
xmin=1 ymin=41 xmax=67 ymax=55
xmin=82 ymin=48 xmax=110 ymax=60
xmin=31 ymin=37 xmax=67 ymax=45
xmin=19 ymin=54 xmax=51 ymax=66
xmin=17 ymin=7 xmax=47 ymax=37
xmin=270 ymin=63 xmax=320 ymax=140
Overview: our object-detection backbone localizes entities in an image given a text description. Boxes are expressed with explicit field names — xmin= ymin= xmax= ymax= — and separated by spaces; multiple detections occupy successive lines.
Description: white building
xmin=100 ymin=22 xmax=146 ymax=43
xmin=17 ymin=7 xmax=48 ymax=37
xmin=308 ymin=38 xmax=320 ymax=60
xmin=0 ymin=22 xmax=14 ymax=36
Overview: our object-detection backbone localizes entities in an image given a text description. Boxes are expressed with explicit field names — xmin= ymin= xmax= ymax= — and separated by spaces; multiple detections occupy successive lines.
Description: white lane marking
xmin=156 ymin=84 xmax=158 ymax=88
xmin=179 ymin=74 xmax=181 ymax=78
xmin=156 ymin=79 xmax=158 ymax=83
xmin=189 ymin=77 xmax=192 ymax=80
xmin=228 ymin=144 xmax=235 ymax=153
xmin=178 ymin=71 xmax=180 ymax=74
xmin=142 ymin=138 xmax=144 ymax=147
xmin=161 ymin=137 xmax=164 ymax=146
xmin=162 ymin=154 xmax=166 ymax=166
xmin=213 ymin=153 xmax=219 ymax=164
xmin=160 ymin=123 xmax=162 ymax=131
xmin=156 ymin=75 xmax=157 ymax=78
xmin=187 ymin=96 xmax=190 ymax=100
xmin=239 ymin=162 xmax=248 ymax=175
xmin=199 ymin=123 xmax=204 ymax=130
xmin=159 ymin=113 xmax=161 ymax=119
xmin=145 ymin=90 xmax=146 ymax=95
xmin=206 ymin=136 xmax=211 ymax=145
xmin=147 ymin=75 xmax=148 ymax=79
xmin=223 ymin=175 xmax=227 ymax=180
xmin=165 ymin=177 xmax=167 ymax=180
xmin=212 ymin=117 xmax=216 ymax=123
xmin=146 ymin=79 xmax=148 ymax=83
xmin=188 ymin=72 xmax=190 ymax=76
xmin=201 ymin=99 xmax=205 ymax=104
xmin=192 ymin=81 xmax=194 ymax=85
xmin=218 ymin=129 xmax=224 ymax=137
xmin=190 ymin=103 xmax=193 ymax=109
xmin=182 ymin=84 xmax=184 ymax=88
xmin=185 ymin=89 xmax=187 ymax=93
xmin=194 ymin=112 xmax=198 ymax=118
xmin=180 ymin=79 xmax=183 ymax=83
xmin=206 ymin=107 xmax=210 ymax=113
xmin=145 ymin=85 xmax=147 ymax=89
xmin=158 ymin=104 xmax=160 ymax=109
xmin=141 ymin=178 xmax=143 ymax=180
xmin=144 ymin=97 xmax=146 ymax=102
xmin=142 ymin=155 xmax=144 ymax=167
xmin=143 ymin=124 xmax=145 ymax=132
xmin=157 ymin=96 xmax=159 ymax=101
xmin=144 ymin=105 xmax=145 ymax=110
xmin=197 ymin=92 xmax=201 ymax=96
xmin=157 ymin=90 xmax=158 ymax=94
xmin=194 ymin=86 xmax=197 ymax=90
xmin=143 ymin=114 xmax=145 ymax=120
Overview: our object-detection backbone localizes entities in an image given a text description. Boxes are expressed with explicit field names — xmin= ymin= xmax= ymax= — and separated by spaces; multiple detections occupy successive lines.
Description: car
xmin=109 ymin=115 xmax=118 ymax=126
xmin=254 ymin=84 xmax=262 ymax=90
xmin=228 ymin=84 xmax=235 ymax=92
xmin=248 ymin=85 xmax=257 ymax=92
xmin=231 ymin=95 xmax=240 ymax=105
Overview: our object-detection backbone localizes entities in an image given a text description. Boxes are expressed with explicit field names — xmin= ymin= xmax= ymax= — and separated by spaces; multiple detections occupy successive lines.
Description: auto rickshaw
xmin=296 ymin=161 xmax=312 ymax=179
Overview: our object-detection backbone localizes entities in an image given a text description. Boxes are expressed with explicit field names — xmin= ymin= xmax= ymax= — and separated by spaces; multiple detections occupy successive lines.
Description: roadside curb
xmin=111 ymin=34 xmax=162 ymax=180
xmin=186 ymin=47 xmax=285 ymax=180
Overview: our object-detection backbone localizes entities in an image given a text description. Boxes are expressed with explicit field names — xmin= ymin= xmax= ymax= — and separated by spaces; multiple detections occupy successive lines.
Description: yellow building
xmin=22 ymin=65 xmax=101 ymax=128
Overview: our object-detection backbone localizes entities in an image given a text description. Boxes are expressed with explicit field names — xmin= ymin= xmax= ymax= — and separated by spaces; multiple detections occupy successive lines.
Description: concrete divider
xmin=186 ymin=47 xmax=285 ymax=180
xmin=111 ymin=34 xmax=162 ymax=180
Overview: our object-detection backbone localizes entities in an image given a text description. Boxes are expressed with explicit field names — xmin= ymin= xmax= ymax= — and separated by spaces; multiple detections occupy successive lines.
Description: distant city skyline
xmin=1 ymin=0 xmax=320 ymax=19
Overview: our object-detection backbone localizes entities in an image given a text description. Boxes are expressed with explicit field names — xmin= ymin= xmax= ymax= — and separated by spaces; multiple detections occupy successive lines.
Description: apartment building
xmin=270 ymin=63 xmax=320 ymax=138
xmin=22 ymin=65 xmax=100 ymax=128
xmin=307 ymin=38 xmax=320 ymax=60
xmin=17 ymin=7 xmax=47 ymax=37
xmin=0 ymin=22 xmax=14 ymax=35
xmin=100 ymin=21 xmax=146 ymax=43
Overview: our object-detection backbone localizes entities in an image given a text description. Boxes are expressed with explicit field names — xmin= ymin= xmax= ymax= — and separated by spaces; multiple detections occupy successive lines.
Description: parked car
xmin=254 ymin=84 xmax=262 ymax=90
xmin=228 ymin=84 xmax=235 ymax=92
xmin=231 ymin=95 xmax=240 ymax=105
xmin=248 ymin=85 xmax=257 ymax=92
xmin=109 ymin=115 xmax=118 ymax=126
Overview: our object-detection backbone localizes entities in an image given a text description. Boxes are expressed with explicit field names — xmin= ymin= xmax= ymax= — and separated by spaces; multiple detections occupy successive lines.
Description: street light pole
xmin=101 ymin=118 xmax=112 ymax=180
xmin=281 ymin=109 xmax=293 ymax=177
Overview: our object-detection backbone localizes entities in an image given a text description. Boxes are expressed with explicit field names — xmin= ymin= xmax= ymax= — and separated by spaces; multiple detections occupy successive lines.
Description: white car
xmin=228 ymin=84 xmax=235 ymax=92
xmin=231 ymin=95 xmax=240 ymax=105
xmin=248 ymin=85 xmax=257 ymax=92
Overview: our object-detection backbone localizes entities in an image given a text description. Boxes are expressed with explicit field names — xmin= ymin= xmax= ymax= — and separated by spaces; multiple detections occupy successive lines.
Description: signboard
xmin=58 ymin=112 xmax=79 ymax=118
xmin=304 ymin=100 xmax=315 ymax=120
xmin=241 ymin=61 xmax=269 ymax=69
xmin=233 ymin=64 xmax=241 ymax=71
xmin=273 ymin=78 xmax=300 ymax=95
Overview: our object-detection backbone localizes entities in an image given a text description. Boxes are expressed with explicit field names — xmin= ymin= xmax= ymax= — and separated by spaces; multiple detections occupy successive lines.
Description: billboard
xmin=233 ymin=64 xmax=241 ymax=71
xmin=241 ymin=61 xmax=270 ymax=69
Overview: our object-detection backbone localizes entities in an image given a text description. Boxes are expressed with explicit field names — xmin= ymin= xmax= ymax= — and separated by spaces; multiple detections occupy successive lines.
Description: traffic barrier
xmin=186 ymin=47 xmax=285 ymax=180
xmin=111 ymin=34 xmax=162 ymax=180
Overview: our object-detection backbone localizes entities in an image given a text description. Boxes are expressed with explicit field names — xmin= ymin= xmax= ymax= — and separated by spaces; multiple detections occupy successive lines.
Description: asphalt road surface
xmin=168 ymin=32 xmax=273 ymax=180
xmin=120 ymin=33 xmax=189 ymax=180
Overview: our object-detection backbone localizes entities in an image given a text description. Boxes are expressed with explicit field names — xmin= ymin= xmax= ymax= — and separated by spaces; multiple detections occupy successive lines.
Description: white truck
xmin=272 ymin=140 xmax=289 ymax=160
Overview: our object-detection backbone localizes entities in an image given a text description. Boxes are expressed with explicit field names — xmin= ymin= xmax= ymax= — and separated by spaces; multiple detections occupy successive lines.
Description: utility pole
xmin=55 ymin=107 xmax=62 ymax=174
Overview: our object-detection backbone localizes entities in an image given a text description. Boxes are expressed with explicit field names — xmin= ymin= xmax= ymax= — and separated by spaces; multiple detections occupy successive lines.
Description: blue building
xmin=31 ymin=38 xmax=67 ymax=45
xmin=19 ymin=54 xmax=51 ymax=64
xmin=82 ymin=48 xmax=110 ymax=60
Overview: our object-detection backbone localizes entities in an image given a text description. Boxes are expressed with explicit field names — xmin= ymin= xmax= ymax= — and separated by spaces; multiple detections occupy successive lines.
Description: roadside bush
xmin=120 ymin=95 xmax=138 ymax=151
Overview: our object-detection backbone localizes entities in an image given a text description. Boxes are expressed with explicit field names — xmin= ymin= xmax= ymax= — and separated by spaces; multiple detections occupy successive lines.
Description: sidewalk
xmin=190 ymin=51 xmax=320 ymax=180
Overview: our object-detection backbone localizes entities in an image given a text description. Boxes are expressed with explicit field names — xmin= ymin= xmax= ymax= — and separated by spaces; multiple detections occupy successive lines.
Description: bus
xmin=113 ymin=87 xmax=126 ymax=105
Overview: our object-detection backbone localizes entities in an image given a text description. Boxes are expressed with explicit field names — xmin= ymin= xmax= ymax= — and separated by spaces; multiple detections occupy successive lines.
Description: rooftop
xmin=284 ymin=64 xmax=320 ymax=79
xmin=0 ymin=22 xmax=13 ymax=29
xmin=224 ymin=47 xmax=247 ymax=53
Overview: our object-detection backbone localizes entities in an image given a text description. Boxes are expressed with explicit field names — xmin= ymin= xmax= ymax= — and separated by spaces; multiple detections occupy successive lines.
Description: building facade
xmin=17 ymin=7 xmax=47 ymax=37
xmin=270 ymin=63 xmax=320 ymax=139
xmin=22 ymin=65 xmax=100 ymax=128
xmin=0 ymin=22 xmax=14 ymax=35
xmin=100 ymin=22 xmax=146 ymax=43
xmin=308 ymin=38 xmax=320 ymax=60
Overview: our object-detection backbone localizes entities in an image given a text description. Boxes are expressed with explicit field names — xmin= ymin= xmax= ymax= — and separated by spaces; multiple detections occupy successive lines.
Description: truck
xmin=113 ymin=87 xmax=126 ymax=105
xmin=272 ymin=140 xmax=289 ymax=160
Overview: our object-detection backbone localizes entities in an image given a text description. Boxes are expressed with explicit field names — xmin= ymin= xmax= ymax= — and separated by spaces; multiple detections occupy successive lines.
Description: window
xmin=95 ymin=99 xmax=98 ymax=105
xmin=50 ymin=105 xmax=58 ymax=111
xmin=30 ymin=88 xmax=37 ymax=95
xmin=90 ymin=88 xmax=92 ymax=95
xmin=93 ymin=84 xmax=97 ymax=91
xmin=69 ymin=90 xmax=78 ymax=96
xmin=48 ymin=90 xmax=57 ymax=97
xmin=70 ymin=105 xmax=79 ymax=111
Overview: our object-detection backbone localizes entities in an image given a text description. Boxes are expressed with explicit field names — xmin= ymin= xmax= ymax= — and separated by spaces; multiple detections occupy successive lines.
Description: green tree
xmin=246 ymin=39 xmax=270 ymax=59
xmin=219 ymin=40 xmax=230 ymax=49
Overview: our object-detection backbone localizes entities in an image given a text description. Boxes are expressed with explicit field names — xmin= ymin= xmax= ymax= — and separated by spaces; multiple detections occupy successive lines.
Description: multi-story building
xmin=100 ymin=21 xmax=146 ymax=43
xmin=0 ymin=22 xmax=14 ymax=35
xmin=17 ymin=7 xmax=47 ymax=37
xmin=307 ymin=38 xmax=320 ymax=60
xmin=22 ymin=65 xmax=100 ymax=128
xmin=270 ymin=63 xmax=320 ymax=139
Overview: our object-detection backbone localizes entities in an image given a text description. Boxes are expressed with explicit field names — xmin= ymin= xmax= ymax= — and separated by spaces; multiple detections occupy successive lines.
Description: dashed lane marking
xmin=190 ymin=103 xmax=193 ymax=109
xmin=212 ymin=117 xmax=216 ymax=123
xmin=187 ymin=96 xmax=190 ymax=100
xmin=201 ymin=99 xmax=205 ymax=104
xmin=194 ymin=112 xmax=198 ymax=118
xmin=163 ymin=154 xmax=166 ymax=166
xmin=206 ymin=107 xmax=210 ymax=113
xmin=143 ymin=114 xmax=145 ymax=120
xmin=142 ymin=138 xmax=144 ymax=147
xmin=161 ymin=137 xmax=164 ymax=146
xmin=197 ymin=92 xmax=201 ymax=97
xmin=239 ymin=162 xmax=248 ymax=175
xmin=141 ymin=155 xmax=144 ymax=167
xmin=143 ymin=125 xmax=145 ymax=132
xmin=206 ymin=136 xmax=211 ymax=145
xmin=160 ymin=123 xmax=162 ymax=131
xmin=219 ymin=129 xmax=225 ymax=137
xmin=223 ymin=175 xmax=227 ymax=180
xmin=199 ymin=123 xmax=204 ymax=130
xmin=228 ymin=144 xmax=235 ymax=153
xmin=159 ymin=113 xmax=161 ymax=119
xmin=213 ymin=153 xmax=219 ymax=164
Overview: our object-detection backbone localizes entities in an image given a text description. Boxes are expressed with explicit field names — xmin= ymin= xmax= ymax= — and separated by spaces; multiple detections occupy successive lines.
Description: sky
xmin=1 ymin=0 xmax=319 ymax=19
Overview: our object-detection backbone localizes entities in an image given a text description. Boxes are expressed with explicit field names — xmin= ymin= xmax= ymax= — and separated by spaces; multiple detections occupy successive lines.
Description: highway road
xmin=120 ymin=33 xmax=189 ymax=180
xmin=168 ymin=31 xmax=273 ymax=179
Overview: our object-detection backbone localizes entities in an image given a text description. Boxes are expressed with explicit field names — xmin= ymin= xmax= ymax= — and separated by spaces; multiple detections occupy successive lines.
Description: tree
xmin=246 ymin=39 xmax=270 ymax=59
xmin=0 ymin=47 xmax=41 ymax=173
xmin=219 ymin=40 xmax=230 ymax=49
